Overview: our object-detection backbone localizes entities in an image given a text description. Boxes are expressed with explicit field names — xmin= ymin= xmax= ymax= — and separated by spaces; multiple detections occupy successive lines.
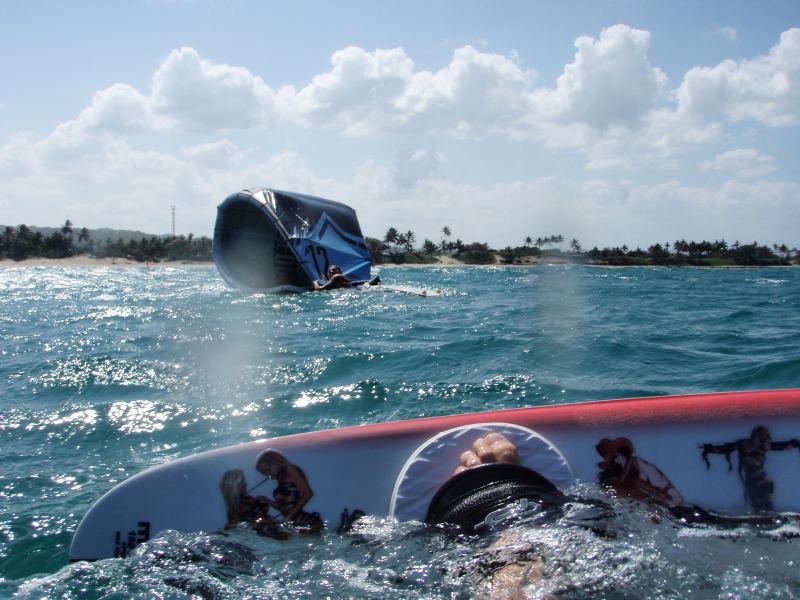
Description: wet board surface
xmin=70 ymin=389 xmax=800 ymax=561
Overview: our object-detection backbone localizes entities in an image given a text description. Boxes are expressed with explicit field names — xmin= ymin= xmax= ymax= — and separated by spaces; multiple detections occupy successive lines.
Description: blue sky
xmin=1 ymin=0 xmax=798 ymax=249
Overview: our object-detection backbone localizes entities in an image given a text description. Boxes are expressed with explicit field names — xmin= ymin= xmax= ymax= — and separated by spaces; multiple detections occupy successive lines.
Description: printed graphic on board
xmin=219 ymin=469 xmax=290 ymax=540
xmin=254 ymin=450 xmax=325 ymax=533
xmin=219 ymin=449 xmax=325 ymax=538
xmin=595 ymin=437 xmax=684 ymax=507
xmin=700 ymin=425 xmax=800 ymax=512
xmin=112 ymin=521 xmax=150 ymax=558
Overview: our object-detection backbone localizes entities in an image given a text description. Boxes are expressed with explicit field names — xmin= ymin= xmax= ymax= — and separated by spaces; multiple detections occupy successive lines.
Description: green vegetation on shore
xmin=2 ymin=221 xmax=797 ymax=267
xmin=368 ymin=225 xmax=512 ymax=265
xmin=371 ymin=225 xmax=798 ymax=267
xmin=1 ymin=221 xmax=212 ymax=262
xmin=582 ymin=239 xmax=795 ymax=267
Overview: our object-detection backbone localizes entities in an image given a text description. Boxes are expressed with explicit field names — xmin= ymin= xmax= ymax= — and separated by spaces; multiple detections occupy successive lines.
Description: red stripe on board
xmin=277 ymin=389 xmax=800 ymax=446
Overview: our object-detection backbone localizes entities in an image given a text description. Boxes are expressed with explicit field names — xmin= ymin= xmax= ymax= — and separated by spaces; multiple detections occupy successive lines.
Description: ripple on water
xmin=8 ymin=494 xmax=800 ymax=598
xmin=1 ymin=266 xmax=799 ymax=594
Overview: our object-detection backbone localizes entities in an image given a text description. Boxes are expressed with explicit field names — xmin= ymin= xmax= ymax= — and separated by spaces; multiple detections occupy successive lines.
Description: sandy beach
xmin=381 ymin=254 xmax=565 ymax=267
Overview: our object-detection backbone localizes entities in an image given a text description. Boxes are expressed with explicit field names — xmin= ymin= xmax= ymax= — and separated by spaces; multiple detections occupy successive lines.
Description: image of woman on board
xmin=219 ymin=469 xmax=289 ymax=540
xmin=595 ymin=437 xmax=684 ymax=507
xmin=255 ymin=450 xmax=324 ymax=532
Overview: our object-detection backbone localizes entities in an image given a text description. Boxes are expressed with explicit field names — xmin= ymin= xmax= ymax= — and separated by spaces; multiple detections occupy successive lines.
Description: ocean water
xmin=1 ymin=264 xmax=799 ymax=598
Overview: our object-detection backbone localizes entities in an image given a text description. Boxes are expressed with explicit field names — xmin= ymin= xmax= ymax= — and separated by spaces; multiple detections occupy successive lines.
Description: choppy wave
xmin=1 ymin=265 xmax=799 ymax=596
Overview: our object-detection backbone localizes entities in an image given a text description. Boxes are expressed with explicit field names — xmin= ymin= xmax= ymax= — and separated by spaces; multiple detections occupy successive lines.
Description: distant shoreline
xmin=0 ymin=257 xmax=210 ymax=268
xmin=1 ymin=255 xmax=795 ymax=269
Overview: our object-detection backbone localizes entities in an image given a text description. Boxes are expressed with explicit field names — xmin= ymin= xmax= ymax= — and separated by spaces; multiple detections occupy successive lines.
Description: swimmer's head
xmin=425 ymin=463 xmax=567 ymax=536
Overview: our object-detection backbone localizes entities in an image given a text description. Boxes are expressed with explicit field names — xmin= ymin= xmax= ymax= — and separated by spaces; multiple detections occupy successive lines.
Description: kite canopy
xmin=213 ymin=188 xmax=372 ymax=293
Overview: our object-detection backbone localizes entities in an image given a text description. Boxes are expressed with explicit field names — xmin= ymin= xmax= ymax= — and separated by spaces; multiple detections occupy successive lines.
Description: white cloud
xmin=583 ymin=108 xmax=721 ymax=171
xmin=61 ymin=47 xmax=279 ymax=135
xmin=52 ymin=26 xmax=800 ymax=158
xmin=0 ymin=133 xmax=38 ymax=177
xmin=712 ymin=26 xmax=738 ymax=42
xmin=0 ymin=121 xmax=797 ymax=249
xmin=0 ymin=135 xmax=204 ymax=233
xmin=75 ymin=83 xmax=152 ymax=133
xmin=398 ymin=45 xmax=537 ymax=137
xmin=698 ymin=148 xmax=776 ymax=178
xmin=50 ymin=26 xmax=797 ymax=180
xmin=421 ymin=176 xmax=795 ymax=249
xmin=288 ymin=46 xmax=416 ymax=135
xmin=312 ymin=155 xmax=797 ymax=250
xmin=150 ymin=47 xmax=278 ymax=131
xmin=534 ymin=24 xmax=667 ymax=130
xmin=179 ymin=139 xmax=242 ymax=167
xmin=391 ymin=147 xmax=443 ymax=189
xmin=284 ymin=25 xmax=668 ymax=141
xmin=285 ymin=44 xmax=540 ymax=138
xmin=242 ymin=151 xmax=333 ymax=194
xmin=677 ymin=28 xmax=800 ymax=126
xmin=1 ymin=26 xmax=798 ymax=248
xmin=34 ymin=121 xmax=108 ymax=168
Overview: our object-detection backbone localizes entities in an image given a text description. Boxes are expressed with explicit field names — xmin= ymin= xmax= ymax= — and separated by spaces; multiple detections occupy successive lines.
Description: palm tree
xmin=397 ymin=232 xmax=408 ymax=253
xmin=61 ymin=220 xmax=74 ymax=237
xmin=384 ymin=227 xmax=398 ymax=244
xmin=78 ymin=228 xmax=91 ymax=245
xmin=441 ymin=226 xmax=452 ymax=254
xmin=15 ymin=225 xmax=34 ymax=259
xmin=569 ymin=238 xmax=582 ymax=253
xmin=404 ymin=230 xmax=416 ymax=252
xmin=32 ymin=232 xmax=44 ymax=255
xmin=17 ymin=224 xmax=33 ymax=243
xmin=525 ymin=236 xmax=532 ymax=248
xmin=422 ymin=239 xmax=438 ymax=254
xmin=384 ymin=227 xmax=399 ymax=255
xmin=366 ymin=237 xmax=388 ymax=263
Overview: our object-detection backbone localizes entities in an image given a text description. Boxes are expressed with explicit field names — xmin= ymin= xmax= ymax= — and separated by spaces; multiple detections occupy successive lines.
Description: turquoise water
xmin=1 ymin=265 xmax=799 ymax=598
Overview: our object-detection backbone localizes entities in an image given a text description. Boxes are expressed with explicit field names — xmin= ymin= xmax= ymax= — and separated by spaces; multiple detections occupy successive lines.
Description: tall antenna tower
xmin=171 ymin=205 xmax=176 ymax=237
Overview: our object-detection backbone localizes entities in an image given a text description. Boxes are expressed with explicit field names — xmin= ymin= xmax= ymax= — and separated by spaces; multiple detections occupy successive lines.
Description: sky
xmin=1 ymin=0 xmax=798 ymax=250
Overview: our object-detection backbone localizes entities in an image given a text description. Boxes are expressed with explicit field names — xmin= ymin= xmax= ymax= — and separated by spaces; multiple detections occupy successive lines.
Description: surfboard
xmin=367 ymin=284 xmax=441 ymax=297
xmin=69 ymin=389 xmax=800 ymax=561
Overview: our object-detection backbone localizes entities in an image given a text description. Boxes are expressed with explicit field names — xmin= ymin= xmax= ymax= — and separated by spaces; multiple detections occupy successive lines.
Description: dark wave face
xmin=1 ymin=265 xmax=799 ymax=598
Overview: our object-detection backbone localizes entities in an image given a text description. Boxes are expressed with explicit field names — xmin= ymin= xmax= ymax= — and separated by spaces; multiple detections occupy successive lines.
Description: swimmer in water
xmin=313 ymin=265 xmax=352 ymax=291
xmin=426 ymin=433 xmax=564 ymax=599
